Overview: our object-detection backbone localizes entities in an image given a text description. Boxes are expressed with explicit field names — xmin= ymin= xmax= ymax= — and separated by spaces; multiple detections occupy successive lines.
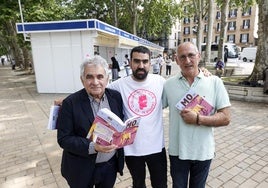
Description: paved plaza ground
xmin=0 ymin=64 xmax=267 ymax=188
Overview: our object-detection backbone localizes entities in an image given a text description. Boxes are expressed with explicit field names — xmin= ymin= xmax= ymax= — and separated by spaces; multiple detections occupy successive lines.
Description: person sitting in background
xmin=215 ymin=58 xmax=225 ymax=78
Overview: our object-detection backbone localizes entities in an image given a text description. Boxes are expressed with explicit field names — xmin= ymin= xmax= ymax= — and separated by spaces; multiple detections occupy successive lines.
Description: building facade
xmin=167 ymin=19 xmax=181 ymax=55
xmin=180 ymin=4 xmax=258 ymax=49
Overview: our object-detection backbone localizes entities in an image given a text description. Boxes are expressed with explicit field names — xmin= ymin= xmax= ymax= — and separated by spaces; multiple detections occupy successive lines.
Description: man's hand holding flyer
xmin=176 ymin=89 xmax=214 ymax=116
xmin=87 ymin=108 xmax=141 ymax=148
xmin=47 ymin=105 xmax=60 ymax=130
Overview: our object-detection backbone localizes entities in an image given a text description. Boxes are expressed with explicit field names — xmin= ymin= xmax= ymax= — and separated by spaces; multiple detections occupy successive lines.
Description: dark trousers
xmin=166 ymin=65 xmax=171 ymax=75
xmin=67 ymin=156 xmax=117 ymax=188
xmin=169 ymin=156 xmax=212 ymax=188
xmin=159 ymin=65 xmax=163 ymax=75
xmin=125 ymin=148 xmax=167 ymax=188
xmin=112 ymin=69 xmax=119 ymax=81
xmin=91 ymin=156 xmax=117 ymax=188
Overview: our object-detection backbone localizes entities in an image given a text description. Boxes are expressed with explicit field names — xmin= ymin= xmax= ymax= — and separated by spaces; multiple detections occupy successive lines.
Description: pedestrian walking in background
xmin=124 ymin=54 xmax=130 ymax=76
xmin=11 ymin=59 xmax=15 ymax=70
xmin=152 ymin=58 xmax=160 ymax=74
xmin=165 ymin=55 xmax=172 ymax=77
xmin=1 ymin=56 xmax=5 ymax=66
xmin=157 ymin=54 xmax=164 ymax=76
xmin=224 ymin=47 xmax=228 ymax=63
xmin=110 ymin=56 xmax=120 ymax=81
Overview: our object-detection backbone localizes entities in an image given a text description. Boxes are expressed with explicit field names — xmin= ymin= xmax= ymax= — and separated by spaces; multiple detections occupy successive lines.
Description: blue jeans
xmin=169 ymin=156 xmax=212 ymax=188
xmin=125 ymin=148 xmax=167 ymax=188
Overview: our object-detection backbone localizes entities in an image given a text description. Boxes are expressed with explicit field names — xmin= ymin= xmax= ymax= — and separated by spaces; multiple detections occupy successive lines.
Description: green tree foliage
xmin=0 ymin=0 xmax=183 ymax=68
xmin=179 ymin=0 xmax=209 ymax=52
xmin=136 ymin=0 xmax=182 ymax=39
xmin=70 ymin=0 xmax=110 ymax=21
xmin=69 ymin=0 xmax=181 ymax=38
xmin=0 ymin=0 xmax=70 ymax=69
xmin=0 ymin=0 xmax=19 ymax=56
xmin=0 ymin=0 xmax=22 ymax=65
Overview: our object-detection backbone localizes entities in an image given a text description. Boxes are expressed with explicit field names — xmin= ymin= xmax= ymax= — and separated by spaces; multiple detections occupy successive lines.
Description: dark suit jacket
xmin=57 ymin=88 xmax=124 ymax=187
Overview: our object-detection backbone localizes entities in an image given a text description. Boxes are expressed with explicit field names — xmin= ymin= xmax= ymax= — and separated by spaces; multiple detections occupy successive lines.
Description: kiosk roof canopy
xmin=16 ymin=19 xmax=164 ymax=52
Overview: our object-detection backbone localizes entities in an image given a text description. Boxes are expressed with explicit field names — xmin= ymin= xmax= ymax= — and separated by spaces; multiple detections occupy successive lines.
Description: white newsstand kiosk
xmin=16 ymin=19 xmax=164 ymax=93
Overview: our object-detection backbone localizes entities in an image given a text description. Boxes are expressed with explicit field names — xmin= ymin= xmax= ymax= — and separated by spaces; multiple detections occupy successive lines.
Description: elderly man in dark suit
xmin=57 ymin=55 xmax=124 ymax=188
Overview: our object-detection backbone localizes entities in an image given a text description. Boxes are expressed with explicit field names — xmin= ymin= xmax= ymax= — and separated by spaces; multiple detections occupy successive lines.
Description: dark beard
xmin=132 ymin=69 xmax=149 ymax=80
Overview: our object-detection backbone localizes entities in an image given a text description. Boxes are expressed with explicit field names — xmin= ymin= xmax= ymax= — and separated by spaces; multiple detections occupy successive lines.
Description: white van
xmin=239 ymin=47 xmax=257 ymax=62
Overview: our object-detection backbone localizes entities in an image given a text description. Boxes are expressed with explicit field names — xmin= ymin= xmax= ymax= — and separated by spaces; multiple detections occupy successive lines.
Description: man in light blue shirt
xmin=162 ymin=42 xmax=231 ymax=188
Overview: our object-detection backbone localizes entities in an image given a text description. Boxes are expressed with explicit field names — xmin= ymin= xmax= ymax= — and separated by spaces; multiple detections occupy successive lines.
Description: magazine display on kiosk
xmin=175 ymin=89 xmax=214 ymax=116
xmin=87 ymin=108 xmax=141 ymax=148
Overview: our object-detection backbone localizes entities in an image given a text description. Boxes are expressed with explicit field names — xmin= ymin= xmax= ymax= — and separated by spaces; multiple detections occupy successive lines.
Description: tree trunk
xmin=248 ymin=0 xmax=268 ymax=84
xmin=131 ymin=0 xmax=140 ymax=35
xmin=194 ymin=0 xmax=206 ymax=66
xmin=112 ymin=0 xmax=118 ymax=27
xmin=204 ymin=0 xmax=214 ymax=64
xmin=195 ymin=0 xmax=202 ymax=52
xmin=6 ymin=20 xmax=24 ymax=69
xmin=22 ymin=46 xmax=30 ymax=70
xmin=218 ymin=0 xmax=229 ymax=62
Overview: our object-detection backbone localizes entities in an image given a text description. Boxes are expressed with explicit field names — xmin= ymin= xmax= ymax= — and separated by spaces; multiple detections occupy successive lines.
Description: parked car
xmin=239 ymin=47 xmax=257 ymax=62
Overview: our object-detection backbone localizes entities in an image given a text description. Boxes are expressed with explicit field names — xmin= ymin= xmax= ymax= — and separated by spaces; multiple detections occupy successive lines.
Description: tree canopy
xmin=0 ymin=0 xmax=267 ymax=86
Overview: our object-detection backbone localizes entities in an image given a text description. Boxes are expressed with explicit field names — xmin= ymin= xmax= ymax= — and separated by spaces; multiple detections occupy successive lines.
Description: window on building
xmin=184 ymin=27 xmax=190 ymax=35
xmin=194 ymin=15 xmax=198 ymax=23
xmin=215 ymin=36 xmax=220 ymax=44
xmin=203 ymin=37 xmax=207 ymax=43
xmin=174 ymin=41 xmax=177 ymax=47
xmin=184 ymin=17 xmax=190 ymax=24
xmin=229 ymin=9 xmax=237 ymax=18
xmin=216 ymin=23 xmax=221 ymax=32
xmin=242 ymin=7 xmax=252 ymax=16
xmin=174 ymin=33 xmax=177 ymax=39
xmin=243 ymin=19 xmax=250 ymax=29
xmin=184 ymin=6 xmax=188 ymax=13
xmin=204 ymin=25 xmax=208 ymax=32
xmin=216 ymin=11 xmax=221 ymax=20
xmin=183 ymin=38 xmax=190 ymax=42
xmin=228 ymin=21 xmax=236 ymax=30
xmin=240 ymin=33 xmax=249 ymax=43
xmin=227 ymin=34 xmax=235 ymax=43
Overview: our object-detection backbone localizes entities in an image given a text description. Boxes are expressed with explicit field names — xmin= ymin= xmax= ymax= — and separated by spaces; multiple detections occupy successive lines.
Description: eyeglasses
xmin=178 ymin=53 xmax=197 ymax=61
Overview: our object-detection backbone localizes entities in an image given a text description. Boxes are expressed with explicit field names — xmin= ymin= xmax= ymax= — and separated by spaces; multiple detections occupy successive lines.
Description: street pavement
xmin=0 ymin=64 xmax=267 ymax=188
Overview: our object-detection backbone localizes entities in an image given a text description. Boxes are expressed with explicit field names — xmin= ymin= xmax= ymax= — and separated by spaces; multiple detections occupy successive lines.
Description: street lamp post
xmin=18 ymin=0 xmax=29 ymax=41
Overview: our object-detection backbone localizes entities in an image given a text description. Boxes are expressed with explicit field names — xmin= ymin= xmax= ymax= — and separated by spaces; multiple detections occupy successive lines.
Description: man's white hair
xmin=80 ymin=55 xmax=109 ymax=78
